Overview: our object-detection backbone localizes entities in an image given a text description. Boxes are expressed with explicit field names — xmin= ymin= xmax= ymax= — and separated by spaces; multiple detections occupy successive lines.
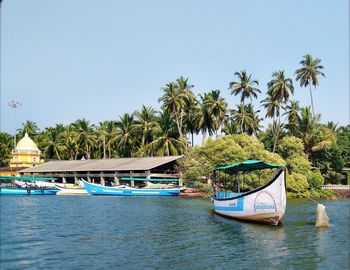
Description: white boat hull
xmin=213 ymin=169 xmax=286 ymax=225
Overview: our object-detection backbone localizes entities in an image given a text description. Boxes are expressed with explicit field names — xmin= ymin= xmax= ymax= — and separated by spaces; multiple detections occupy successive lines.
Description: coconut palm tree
xmin=97 ymin=121 xmax=119 ymax=158
xmin=204 ymin=90 xmax=228 ymax=138
xmin=146 ymin=112 xmax=183 ymax=156
xmin=295 ymin=54 xmax=325 ymax=116
xmin=198 ymin=93 xmax=215 ymax=144
xmin=17 ymin=120 xmax=40 ymax=139
xmin=0 ymin=132 xmax=14 ymax=166
xmin=266 ymin=70 xmax=294 ymax=151
xmin=228 ymin=70 xmax=260 ymax=133
xmin=38 ymin=125 xmax=65 ymax=159
xmin=183 ymin=94 xmax=200 ymax=147
xmin=245 ymin=104 xmax=262 ymax=136
xmin=283 ymin=100 xmax=300 ymax=126
xmin=133 ymin=105 xmax=159 ymax=147
xmin=231 ymin=104 xmax=254 ymax=134
xmin=159 ymin=77 xmax=194 ymax=140
xmin=115 ymin=113 xmax=137 ymax=157
xmin=293 ymin=107 xmax=335 ymax=154
xmin=61 ymin=125 xmax=79 ymax=160
xmin=72 ymin=119 xmax=96 ymax=159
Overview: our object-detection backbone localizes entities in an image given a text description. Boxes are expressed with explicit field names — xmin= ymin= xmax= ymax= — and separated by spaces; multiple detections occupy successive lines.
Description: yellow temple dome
xmin=16 ymin=133 xmax=40 ymax=152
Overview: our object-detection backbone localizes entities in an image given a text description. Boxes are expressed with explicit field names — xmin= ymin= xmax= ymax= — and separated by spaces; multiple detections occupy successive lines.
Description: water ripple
xmin=1 ymin=196 xmax=349 ymax=269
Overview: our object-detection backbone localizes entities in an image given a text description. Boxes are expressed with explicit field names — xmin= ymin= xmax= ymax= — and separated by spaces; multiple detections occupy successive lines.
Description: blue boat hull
xmin=0 ymin=188 xmax=59 ymax=195
xmin=81 ymin=180 xmax=180 ymax=196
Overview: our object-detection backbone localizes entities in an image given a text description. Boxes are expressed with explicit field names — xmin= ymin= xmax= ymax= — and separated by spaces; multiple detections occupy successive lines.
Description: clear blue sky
xmin=1 ymin=0 xmax=349 ymax=136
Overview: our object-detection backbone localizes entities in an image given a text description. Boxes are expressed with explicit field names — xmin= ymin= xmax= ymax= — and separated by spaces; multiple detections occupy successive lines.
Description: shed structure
xmin=19 ymin=156 xmax=183 ymax=186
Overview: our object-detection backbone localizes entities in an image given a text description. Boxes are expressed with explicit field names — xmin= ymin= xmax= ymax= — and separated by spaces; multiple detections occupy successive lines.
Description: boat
xmin=55 ymin=182 xmax=88 ymax=195
xmin=212 ymin=160 xmax=286 ymax=225
xmin=0 ymin=176 xmax=59 ymax=195
xmin=81 ymin=179 xmax=181 ymax=196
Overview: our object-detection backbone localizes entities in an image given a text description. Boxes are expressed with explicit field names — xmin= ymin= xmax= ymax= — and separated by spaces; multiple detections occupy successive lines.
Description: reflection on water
xmin=0 ymin=196 xmax=349 ymax=269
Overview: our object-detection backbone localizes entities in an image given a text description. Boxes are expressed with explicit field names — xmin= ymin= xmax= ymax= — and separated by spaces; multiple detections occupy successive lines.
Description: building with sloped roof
xmin=19 ymin=156 xmax=183 ymax=186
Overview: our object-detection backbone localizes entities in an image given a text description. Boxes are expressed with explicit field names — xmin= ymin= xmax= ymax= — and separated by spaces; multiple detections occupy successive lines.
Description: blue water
xmin=0 ymin=196 xmax=349 ymax=269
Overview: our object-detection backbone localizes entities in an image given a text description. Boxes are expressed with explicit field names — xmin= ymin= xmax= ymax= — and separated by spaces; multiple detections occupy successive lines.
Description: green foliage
xmin=278 ymin=136 xmax=304 ymax=159
xmin=308 ymin=170 xmax=324 ymax=190
xmin=287 ymin=173 xmax=309 ymax=193
xmin=0 ymin=132 xmax=13 ymax=167
xmin=181 ymin=134 xmax=285 ymax=190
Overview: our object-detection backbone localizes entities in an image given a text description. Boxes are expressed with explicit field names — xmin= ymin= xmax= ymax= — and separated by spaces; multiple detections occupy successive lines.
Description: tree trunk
xmin=191 ymin=132 xmax=194 ymax=147
xmin=273 ymin=105 xmax=281 ymax=153
xmin=310 ymin=84 xmax=315 ymax=117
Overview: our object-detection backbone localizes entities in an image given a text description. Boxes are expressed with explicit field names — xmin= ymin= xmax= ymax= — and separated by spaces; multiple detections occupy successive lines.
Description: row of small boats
xmin=0 ymin=160 xmax=286 ymax=225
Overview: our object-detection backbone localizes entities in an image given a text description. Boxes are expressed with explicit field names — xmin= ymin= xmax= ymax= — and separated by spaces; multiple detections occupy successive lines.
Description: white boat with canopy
xmin=212 ymin=160 xmax=286 ymax=226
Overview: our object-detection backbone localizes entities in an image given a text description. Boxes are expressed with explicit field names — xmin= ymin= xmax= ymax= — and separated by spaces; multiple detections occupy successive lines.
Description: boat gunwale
xmin=80 ymin=179 xmax=180 ymax=191
xmin=212 ymin=168 xmax=286 ymax=201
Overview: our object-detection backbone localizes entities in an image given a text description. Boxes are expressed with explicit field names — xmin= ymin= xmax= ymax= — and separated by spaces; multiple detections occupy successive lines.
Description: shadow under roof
xmin=19 ymin=156 xmax=183 ymax=173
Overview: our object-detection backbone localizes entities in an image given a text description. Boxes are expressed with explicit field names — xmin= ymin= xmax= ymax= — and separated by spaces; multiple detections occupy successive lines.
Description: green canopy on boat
xmin=214 ymin=160 xmax=284 ymax=173
xmin=120 ymin=177 xmax=179 ymax=182
xmin=0 ymin=176 xmax=57 ymax=182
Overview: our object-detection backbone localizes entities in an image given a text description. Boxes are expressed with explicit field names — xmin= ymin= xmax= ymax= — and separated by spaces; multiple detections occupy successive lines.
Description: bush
xmin=308 ymin=170 xmax=324 ymax=190
xmin=287 ymin=173 xmax=309 ymax=193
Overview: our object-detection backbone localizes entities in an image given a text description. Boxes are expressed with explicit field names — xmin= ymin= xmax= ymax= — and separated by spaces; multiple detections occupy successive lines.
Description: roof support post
xmin=62 ymin=176 xmax=67 ymax=184
xmin=114 ymin=175 xmax=120 ymax=185
xmin=100 ymin=175 xmax=105 ymax=186
xmin=179 ymin=172 xmax=183 ymax=186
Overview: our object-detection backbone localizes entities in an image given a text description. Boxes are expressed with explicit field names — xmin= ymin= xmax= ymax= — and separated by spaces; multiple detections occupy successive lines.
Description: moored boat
xmin=212 ymin=160 xmax=286 ymax=225
xmin=55 ymin=182 xmax=88 ymax=195
xmin=81 ymin=179 xmax=180 ymax=196
xmin=0 ymin=176 xmax=59 ymax=195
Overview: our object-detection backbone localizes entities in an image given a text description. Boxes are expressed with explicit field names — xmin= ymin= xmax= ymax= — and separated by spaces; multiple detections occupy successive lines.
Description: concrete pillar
xmin=114 ymin=175 xmax=120 ymax=185
xmin=179 ymin=172 xmax=183 ymax=186
xmin=87 ymin=176 xmax=91 ymax=183
xmin=100 ymin=176 xmax=105 ymax=186
xmin=179 ymin=178 xmax=183 ymax=186
xmin=62 ymin=176 xmax=67 ymax=184
xmin=74 ymin=177 xmax=78 ymax=185
xmin=131 ymin=180 xmax=135 ymax=187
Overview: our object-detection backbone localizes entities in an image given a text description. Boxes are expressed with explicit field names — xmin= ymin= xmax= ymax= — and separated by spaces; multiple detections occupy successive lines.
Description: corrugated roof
xmin=19 ymin=156 xmax=183 ymax=173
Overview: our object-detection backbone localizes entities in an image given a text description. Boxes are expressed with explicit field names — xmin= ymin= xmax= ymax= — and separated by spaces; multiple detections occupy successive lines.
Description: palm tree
xmin=133 ymin=105 xmax=159 ymax=147
xmin=159 ymin=77 xmax=194 ymax=140
xmin=183 ymin=94 xmax=200 ymax=147
xmin=97 ymin=121 xmax=119 ymax=158
xmin=61 ymin=125 xmax=79 ymax=160
xmin=231 ymin=104 xmax=254 ymax=134
xmin=293 ymin=107 xmax=335 ymax=154
xmin=198 ymin=93 xmax=215 ymax=144
xmin=295 ymin=54 xmax=325 ymax=116
xmin=228 ymin=70 xmax=260 ymax=133
xmin=39 ymin=126 xmax=64 ymax=159
xmin=17 ymin=121 xmax=40 ymax=139
xmin=0 ymin=132 xmax=14 ymax=166
xmin=72 ymin=119 xmax=96 ymax=159
xmin=326 ymin=121 xmax=338 ymax=132
xmin=266 ymin=70 xmax=294 ymax=151
xmin=204 ymin=90 xmax=228 ymax=138
xmin=283 ymin=100 xmax=300 ymax=127
xmin=146 ymin=112 xmax=183 ymax=156
xmin=115 ymin=113 xmax=137 ymax=157
xmin=245 ymin=104 xmax=262 ymax=136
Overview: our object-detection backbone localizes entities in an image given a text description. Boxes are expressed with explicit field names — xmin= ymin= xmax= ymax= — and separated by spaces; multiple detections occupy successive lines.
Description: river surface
xmin=0 ymin=196 xmax=349 ymax=270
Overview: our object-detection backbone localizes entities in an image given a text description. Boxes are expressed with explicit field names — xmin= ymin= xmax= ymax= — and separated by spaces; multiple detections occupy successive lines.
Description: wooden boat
xmin=81 ymin=179 xmax=180 ymax=196
xmin=0 ymin=176 xmax=59 ymax=195
xmin=0 ymin=188 xmax=58 ymax=195
xmin=55 ymin=182 xmax=88 ymax=195
xmin=212 ymin=160 xmax=286 ymax=226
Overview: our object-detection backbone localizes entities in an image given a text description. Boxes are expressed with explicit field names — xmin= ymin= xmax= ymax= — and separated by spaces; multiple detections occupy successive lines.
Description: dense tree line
xmin=1 ymin=54 xmax=349 ymax=186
